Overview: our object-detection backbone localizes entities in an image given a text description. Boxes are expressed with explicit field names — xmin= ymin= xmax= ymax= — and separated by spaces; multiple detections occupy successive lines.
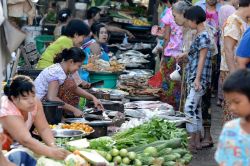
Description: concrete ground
xmin=190 ymin=99 xmax=223 ymax=166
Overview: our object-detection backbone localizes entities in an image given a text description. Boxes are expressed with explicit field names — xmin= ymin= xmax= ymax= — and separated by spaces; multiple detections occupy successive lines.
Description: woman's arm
xmin=224 ymin=36 xmax=237 ymax=73
xmin=194 ymin=48 xmax=208 ymax=90
xmin=163 ymin=25 xmax=171 ymax=48
xmin=74 ymin=87 xmax=104 ymax=110
xmin=236 ymin=56 xmax=250 ymax=69
xmin=0 ymin=116 xmax=69 ymax=160
xmin=0 ymin=151 xmax=15 ymax=166
xmin=47 ymin=81 xmax=83 ymax=116
xmin=33 ymin=99 xmax=55 ymax=147
xmin=160 ymin=25 xmax=171 ymax=66
xmin=106 ymin=25 xmax=135 ymax=38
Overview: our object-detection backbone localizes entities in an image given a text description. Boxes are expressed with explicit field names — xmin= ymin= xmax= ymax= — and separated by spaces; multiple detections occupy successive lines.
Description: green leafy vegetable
xmin=89 ymin=136 xmax=115 ymax=151
xmin=112 ymin=118 xmax=188 ymax=149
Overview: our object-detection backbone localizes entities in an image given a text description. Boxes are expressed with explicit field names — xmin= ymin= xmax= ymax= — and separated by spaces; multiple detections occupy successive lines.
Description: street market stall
xmin=0 ymin=1 xmax=193 ymax=166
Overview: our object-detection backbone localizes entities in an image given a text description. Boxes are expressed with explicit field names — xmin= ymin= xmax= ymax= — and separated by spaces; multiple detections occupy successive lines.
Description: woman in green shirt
xmin=36 ymin=19 xmax=90 ymax=69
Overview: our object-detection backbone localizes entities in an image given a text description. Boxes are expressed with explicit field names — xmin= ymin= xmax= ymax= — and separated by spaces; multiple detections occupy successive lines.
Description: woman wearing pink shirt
xmin=0 ymin=75 xmax=69 ymax=160
xmin=160 ymin=0 xmax=183 ymax=111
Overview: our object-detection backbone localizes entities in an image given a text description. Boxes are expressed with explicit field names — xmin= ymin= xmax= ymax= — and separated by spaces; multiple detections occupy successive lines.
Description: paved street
xmin=190 ymin=99 xmax=223 ymax=166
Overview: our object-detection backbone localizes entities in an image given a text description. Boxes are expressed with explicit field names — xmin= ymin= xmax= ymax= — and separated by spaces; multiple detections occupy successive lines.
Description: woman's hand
xmin=82 ymin=82 xmax=91 ymax=89
xmin=126 ymin=30 xmax=135 ymax=38
xmin=49 ymin=147 xmax=70 ymax=160
xmin=93 ymin=98 xmax=104 ymax=111
xmin=73 ymin=108 xmax=84 ymax=117
xmin=194 ymin=78 xmax=202 ymax=91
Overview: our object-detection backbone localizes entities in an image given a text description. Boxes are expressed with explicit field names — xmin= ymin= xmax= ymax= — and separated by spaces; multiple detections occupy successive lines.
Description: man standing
xmin=236 ymin=27 xmax=250 ymax=69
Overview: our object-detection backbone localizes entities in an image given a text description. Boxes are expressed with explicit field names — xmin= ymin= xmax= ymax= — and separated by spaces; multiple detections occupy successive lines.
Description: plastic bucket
xmin=35 ymin=35 xmax=54 ymax=54
xmin=89 ymin=72 xmax=120 ymax=89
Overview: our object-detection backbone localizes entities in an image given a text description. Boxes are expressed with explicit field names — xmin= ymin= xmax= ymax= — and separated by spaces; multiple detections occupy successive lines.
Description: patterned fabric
xmin=34 ymin=63 xmax=67 ymax=99
xmin=58 ymin=77 xmax=80 ymax=118
xmin=220 ymin=13 xmax=248 ymax=71
xmin=223 ymin=98 xmax=238 ymax=123
xmin=58 ymin=77 xmax=79 ymax=107
xmin=218 ymin=4 xmax=236 ymax=28
xmin=179 ymin=28 xmax=196 ymax=112
xmin=160 ymin=57 xmax=181 ymax=111
xmin=202 ymin=86 xmax=212 ymax=127
xmin=186 ymin=31 xmax=212 ymax=86
xmin=161 ymin=8 xmax=183 ymax=57
xmin=206 ymin=10 xmax=219 ymax=44
xmin=185 ymin=85 xmax=205 ymax=133
xmin=215 ymin=118 xmax=250 ymax=165
xmin=0 ymin=96 xmax=38 ymax=130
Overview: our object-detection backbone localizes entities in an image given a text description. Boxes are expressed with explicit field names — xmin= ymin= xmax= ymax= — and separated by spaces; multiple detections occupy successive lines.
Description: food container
xmin=52 ymin=129 xmax=85 ymax=138
xmin=42 ymin=101 xmax=65 ymax=125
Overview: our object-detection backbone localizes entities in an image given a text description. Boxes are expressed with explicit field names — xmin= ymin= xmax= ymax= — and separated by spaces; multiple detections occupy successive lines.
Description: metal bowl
xmin=52 ymin=129 xmax=85 ymax=138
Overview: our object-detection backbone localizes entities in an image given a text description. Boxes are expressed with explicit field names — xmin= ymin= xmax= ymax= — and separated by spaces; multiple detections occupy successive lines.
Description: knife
xmin=90 ymin=80 xmax=104 ymax=88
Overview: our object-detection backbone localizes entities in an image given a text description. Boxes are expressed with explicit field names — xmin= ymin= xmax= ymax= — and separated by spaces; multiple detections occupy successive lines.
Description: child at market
xmin=0 ymin=75 xmax=69 ymax=160
xmin=215 ymin=69 xmax=250 ymax=165
xmin=182 ymin=6 xmax=212 ymax=153
xmin=34 ymin=47 xmax=103 ymax=118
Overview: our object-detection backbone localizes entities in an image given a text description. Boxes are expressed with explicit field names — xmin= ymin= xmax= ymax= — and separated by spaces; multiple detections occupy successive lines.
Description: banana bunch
xmin=132 ymin=18 xmax=150 ymax=26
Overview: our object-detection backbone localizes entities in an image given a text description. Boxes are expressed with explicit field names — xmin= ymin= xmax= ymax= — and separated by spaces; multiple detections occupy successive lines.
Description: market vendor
xmin=37 ymin=18 xmax=91 ymax=87
xmin=36 ymin=19 xmax=89 ymax=69
xmin=84 ymin=7 xmax=135 ymax=38
xmin=34 ymin=47 xmax=104 ymax=117
xmin=0 ymin=75 xmax=70 ymax=160
xmin=79 ymin=23 xmax=110 ymax=81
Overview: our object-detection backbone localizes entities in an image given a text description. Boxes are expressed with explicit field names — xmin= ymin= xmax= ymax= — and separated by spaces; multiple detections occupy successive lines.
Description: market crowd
xmin=154 ymin=0 xmax=250 ymax=164
xmin=1 ymin=0 xmax=250 ymax=165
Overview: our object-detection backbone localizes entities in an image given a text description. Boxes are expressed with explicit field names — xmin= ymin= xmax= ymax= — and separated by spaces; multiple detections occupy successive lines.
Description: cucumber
xmin=164 ymin=154 xmax=177 ymax=162
xmin=163 ymin=138 xmax=182 ymax=149
xmin=183 ymin=153 xmax=192 ymax=164
xmin=127 ymin=140 xmax=168 ymax=152
xmin=138 ymin=155 xmax=155 ymax=165
xmin=172 ymin=153 xmax=181 ymax=159
xmin=128 ymin=138 xmax=182 ymax=154
xmin=158 ymin=148 xmax=172 ymax=157
xmin=172 ymin=148 xmax=188 ymax=157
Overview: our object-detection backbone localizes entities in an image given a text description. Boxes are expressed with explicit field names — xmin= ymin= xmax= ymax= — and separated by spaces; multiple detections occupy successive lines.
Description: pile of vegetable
xmin=127 ymin=138 xmax=192 ymax=166
xmin=97 ymin=148 xmax=141 ymax=166
xmin=112 ymin=118 xmax=188 ymax=149
xmin=89 ymin=136 xmax=115 ymax=152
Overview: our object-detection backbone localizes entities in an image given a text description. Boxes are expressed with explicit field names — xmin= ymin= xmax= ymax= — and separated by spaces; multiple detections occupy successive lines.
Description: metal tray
xmin=52 ymin=129 xmax=85 ymax=138
xmin=85 ymin=120 xmax=113 ymax=126
xmin=125 ymin=95 xmax=159 ymax=101
xmin=64 ymin=118 xmax=89 ymax=123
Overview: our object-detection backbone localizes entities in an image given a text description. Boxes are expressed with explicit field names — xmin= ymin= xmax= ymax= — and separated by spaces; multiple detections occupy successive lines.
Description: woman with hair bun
xmin=34 ymin=47 xmax=103 ymax=118
xmin=0 ymin=75 xmax=70 ymax=159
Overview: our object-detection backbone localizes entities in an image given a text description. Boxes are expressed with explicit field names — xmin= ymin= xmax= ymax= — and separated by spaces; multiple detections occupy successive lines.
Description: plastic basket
xmin=35 ymin=35 xmax=54 ymax=54
xmin=89 ymin=72 xmax=120 ymax=89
